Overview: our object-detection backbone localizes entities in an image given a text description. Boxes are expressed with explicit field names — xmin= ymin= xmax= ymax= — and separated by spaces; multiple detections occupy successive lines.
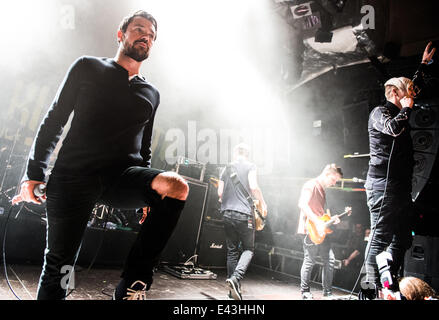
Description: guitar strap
xmin=227 ymin=164 xmax=267 ymax=227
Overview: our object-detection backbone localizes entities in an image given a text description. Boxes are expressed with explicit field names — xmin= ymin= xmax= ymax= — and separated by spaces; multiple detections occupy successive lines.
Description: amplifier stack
xmin=160 ymin=159 xmax=227 ymax=270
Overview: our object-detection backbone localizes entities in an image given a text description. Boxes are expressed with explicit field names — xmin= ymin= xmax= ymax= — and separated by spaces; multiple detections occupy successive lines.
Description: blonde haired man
xmin=362 ymin=42 xmax=435 ymax=299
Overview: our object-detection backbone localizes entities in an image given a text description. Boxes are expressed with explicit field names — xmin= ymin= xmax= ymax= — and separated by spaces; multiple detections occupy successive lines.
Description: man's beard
xmin=122 ymin=39 xmax=150 ymax=62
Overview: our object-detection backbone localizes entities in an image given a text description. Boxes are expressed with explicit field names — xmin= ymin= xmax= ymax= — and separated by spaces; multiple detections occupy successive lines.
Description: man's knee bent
xmin=151 ymin=172 xmax=189 ymax=201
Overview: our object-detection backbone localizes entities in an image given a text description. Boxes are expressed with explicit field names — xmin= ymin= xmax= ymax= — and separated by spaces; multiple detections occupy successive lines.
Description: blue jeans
xmin=364 ymin=189 xmax=414 ymax=286
xmin=37 ymin=166 xmax=186 ymax=300
xmin=300 ymin=235 xmax=335 ymax=294
xmin=222 ymin=210 xmax=255 ymax=281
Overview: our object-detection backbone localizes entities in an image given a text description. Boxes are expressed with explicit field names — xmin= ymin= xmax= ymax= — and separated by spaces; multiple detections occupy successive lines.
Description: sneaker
xmin=323 ymin=291 xmax=334 ymax=299
xmin=226 ymin=277 xmax=242 ymax=300
xmin=113 ymin=279 xmax=150 ymax=300
xmin=301 ymin=291 xmax=313 ymax=300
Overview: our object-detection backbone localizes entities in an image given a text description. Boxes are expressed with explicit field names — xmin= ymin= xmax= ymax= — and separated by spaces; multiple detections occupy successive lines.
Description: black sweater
xmin=23 ymin=56 xmax=160 ymax=181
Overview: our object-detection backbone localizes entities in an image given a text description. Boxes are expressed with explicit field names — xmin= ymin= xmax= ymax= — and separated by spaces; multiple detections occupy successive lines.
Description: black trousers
xmin=222 ymin=210 xmax=255 ymax=281
xmin=37 ymin=166 xmax=186 ymax=300
xmin=364 ymin=189 xmax=414 ymax=286
xmin=300 ymin=235 xmax=335 ymax=294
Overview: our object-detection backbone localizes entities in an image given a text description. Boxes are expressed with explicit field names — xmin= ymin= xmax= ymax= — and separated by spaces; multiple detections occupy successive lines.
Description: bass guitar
xmin=306 ymin=206 xmax=352 ymax=245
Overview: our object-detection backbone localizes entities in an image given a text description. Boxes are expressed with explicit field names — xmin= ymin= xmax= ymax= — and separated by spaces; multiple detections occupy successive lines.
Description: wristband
xmin=422 ymin=59 xmax=433 ymax=65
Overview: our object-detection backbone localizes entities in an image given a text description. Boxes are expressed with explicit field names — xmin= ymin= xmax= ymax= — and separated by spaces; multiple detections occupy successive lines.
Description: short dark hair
xmin=119 ymin=10 xmax=157 ymax=40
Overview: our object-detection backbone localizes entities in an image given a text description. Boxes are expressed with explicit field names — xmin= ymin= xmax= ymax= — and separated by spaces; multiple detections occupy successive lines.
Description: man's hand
xmin=262 ymin=206 xmax=268 ymax=218
xmin=400 ymin=96 xmax=414 ymax=109
xmin=316 ymin=220 xmax=326 ymax=237
xmin=11 ymin=180 xmax=46 ymax=205
xmin=139 ymin=207 xmax=150 ymax=224
xmin=422 ymin=41 xmax=436 ymax=64
xmin=332 ymin=216 xmax=341 ymax=225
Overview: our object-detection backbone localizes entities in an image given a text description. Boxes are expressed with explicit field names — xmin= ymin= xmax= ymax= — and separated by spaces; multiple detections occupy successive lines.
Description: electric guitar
xmin=306 ymin=206 xmax=352 ymax=245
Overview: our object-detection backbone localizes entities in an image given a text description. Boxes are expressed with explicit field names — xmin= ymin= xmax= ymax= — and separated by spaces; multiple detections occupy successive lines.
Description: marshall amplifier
xmin=202 ymin=176 xmax=223 ymax=223
xmin=174 ymin=156 xmax=206 ymax=181
xmin=160 ymin=176 xmax=208 ymax=265
xmin=197 ymin=221 xmax=227 ymax=268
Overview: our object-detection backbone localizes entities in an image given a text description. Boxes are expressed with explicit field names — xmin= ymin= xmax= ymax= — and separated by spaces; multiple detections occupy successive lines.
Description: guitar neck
xmin=336 ymin=210 xmax=350 ymax=219
xmin=325 ymin=210 xmax=350 ymax=226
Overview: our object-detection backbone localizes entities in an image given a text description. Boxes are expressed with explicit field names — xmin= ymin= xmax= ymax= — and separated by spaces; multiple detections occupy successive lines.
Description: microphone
xmin=34 ymin=184 xmax=46 ymax=197
xmin=352 ymin=177 xmax=366 ymax=183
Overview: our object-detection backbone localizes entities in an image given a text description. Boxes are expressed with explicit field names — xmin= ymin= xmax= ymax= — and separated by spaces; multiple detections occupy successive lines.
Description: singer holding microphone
xmin=361 ymin=42 xmax=436 ymax=299
xmin=12 ymin=10 xmax=189 ymax=300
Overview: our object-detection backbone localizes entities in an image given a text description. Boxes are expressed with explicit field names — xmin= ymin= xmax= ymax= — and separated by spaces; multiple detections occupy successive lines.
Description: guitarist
xmin=218 ymin=143 xmax=267 ymax=300
xmin=297 ymin=164 xmax=342 ymax=299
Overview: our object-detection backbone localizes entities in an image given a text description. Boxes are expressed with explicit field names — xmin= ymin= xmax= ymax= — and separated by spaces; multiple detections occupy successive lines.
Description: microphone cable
xmin=63 ymin=205 xmax=110 ymax=299
xmin=1 ymin=204 xmax=24 ymax=300
xmin=2 ymin=199 xmax=110 ymax=300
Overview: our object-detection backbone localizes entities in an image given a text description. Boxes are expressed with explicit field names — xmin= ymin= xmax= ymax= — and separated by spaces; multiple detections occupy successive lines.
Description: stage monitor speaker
xmin=1 ymin=212 xmax=138 ymax=267
xmin=197 ymin=221 xmax=226 ymax=268
xmin=412 ymin=152 xmax=438 ymax=200
xmin=410 ymin=105 xmax=438 ymax=130
xmin=160 ymin=176 xmax=208 ymax=264
xmin=409 ymin=104 xmax=439 ymax=200
xmin=404 ymin=235 xmax=439 ymax=292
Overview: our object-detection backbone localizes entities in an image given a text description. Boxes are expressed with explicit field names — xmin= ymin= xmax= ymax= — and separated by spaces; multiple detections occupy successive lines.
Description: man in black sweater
xmin=361 ymin=42 xmax=435 ymax=299
xmin=12 ymin=10 xmax=189 ymax=300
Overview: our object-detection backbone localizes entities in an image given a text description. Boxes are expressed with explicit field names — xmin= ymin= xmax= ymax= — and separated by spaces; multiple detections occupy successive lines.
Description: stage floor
xmin=0 ymin=264 xmax=355 ymax=300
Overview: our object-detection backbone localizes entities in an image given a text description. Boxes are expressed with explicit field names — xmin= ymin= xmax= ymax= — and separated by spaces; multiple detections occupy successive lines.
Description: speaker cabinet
xmin=197 ymin=221 xmax=227 ymax=268
xmin=404 ymin=235 xmax=439 ymax=292
xmin=409 ymin=103 xmax=439 ymax=200
xmin=202 ymin=178 xmax=223 ymax=223
xmin=160 ymin=176 xmax=208 ymax=264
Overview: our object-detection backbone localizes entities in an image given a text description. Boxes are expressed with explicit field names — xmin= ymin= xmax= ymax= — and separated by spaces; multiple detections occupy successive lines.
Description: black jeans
xmin=364 ymin=189 xmax=414 ymax=286
xmin=37 ymin=166 xmax=186 ymax=300
xmin=300 ymin=235 xmax=335 ymax=294
xmin=222 ymin=210 xmax=255 ymax=281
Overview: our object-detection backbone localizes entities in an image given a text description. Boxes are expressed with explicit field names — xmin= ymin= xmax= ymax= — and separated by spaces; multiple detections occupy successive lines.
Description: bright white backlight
xmin=134 ymin=0 xmax=286 ymax=125
xmin=0 ymin=0 xmax=59 ymax=52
